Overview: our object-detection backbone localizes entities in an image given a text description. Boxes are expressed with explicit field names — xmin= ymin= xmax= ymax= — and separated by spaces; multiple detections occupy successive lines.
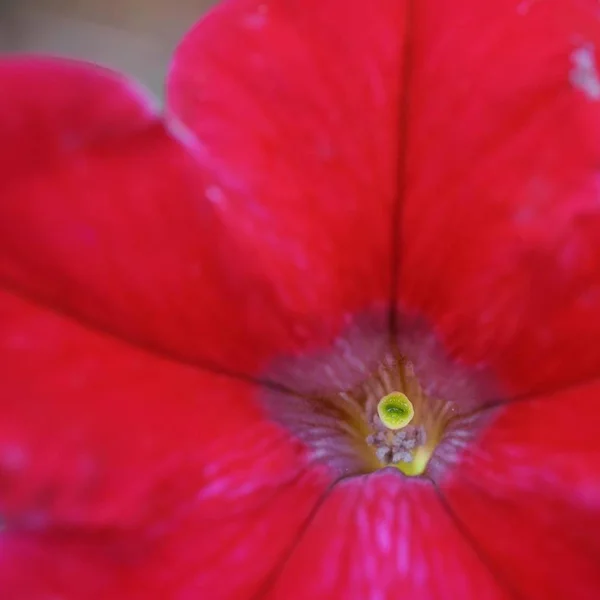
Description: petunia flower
xmin=1 ymin=0 xmax=600 ymax=597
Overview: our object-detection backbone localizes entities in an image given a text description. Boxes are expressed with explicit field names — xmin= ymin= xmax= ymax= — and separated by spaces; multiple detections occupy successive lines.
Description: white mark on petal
xmin=570 ymin=43 xmax=600 ymax=101
xmin=243 ymin=3 xmax=269 ymax=30
xmin=516 ymin=0 xmax=539 ymax=15
xmin=205 ymin=184 xmax=226 ymax=206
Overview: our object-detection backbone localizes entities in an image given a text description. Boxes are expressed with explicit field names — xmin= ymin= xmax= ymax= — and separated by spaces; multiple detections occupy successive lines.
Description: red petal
xmin=0 ymin=56 xmax=261 ymax=373
xmin=443 ymin=381 xmax=600 ymax=599
xmin=0 ymin=445 xmax=328 ymax=600
xmin=136 ymin=466 xmax=329 ymax=599
xmin=0 ymin=286 xmax=272 ymax=524
xmin=269 ymin=472 xmax=507 ymax=599
xmin=0 ymin=56 xmax=359 ymax=378
xmin=398 ymin=0 xmax=600 ymax=397
xmin=169 ymin=0 xmax=406 ymax=358
xmin=0 ymin=288 xmax=330 ymax=597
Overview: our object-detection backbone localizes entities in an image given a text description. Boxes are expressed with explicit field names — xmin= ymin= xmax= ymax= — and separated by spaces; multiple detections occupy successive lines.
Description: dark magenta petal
xmin=397 ymin=0 xmax=600 ymax=397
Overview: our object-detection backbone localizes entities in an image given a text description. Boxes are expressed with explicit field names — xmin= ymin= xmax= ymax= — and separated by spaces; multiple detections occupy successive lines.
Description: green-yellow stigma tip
xmin=377 ymin=392 xmax=414 ymax=430
xmin=396 ymin=446 xmax=430 ymax=477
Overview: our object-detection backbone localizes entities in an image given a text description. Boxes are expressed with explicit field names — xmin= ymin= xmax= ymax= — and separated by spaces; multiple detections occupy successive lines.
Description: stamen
xmin=360 ymin=359 xmax=458 ymax=476
xmin=260 ymin=317 xmax=493 ymax=480
xmin=377 ymin=392 xmax=414 ymax=430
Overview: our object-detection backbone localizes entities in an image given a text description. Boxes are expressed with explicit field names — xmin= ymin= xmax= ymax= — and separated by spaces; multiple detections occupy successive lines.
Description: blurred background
xmin=0 ymin=0 xmax=217 ymax=97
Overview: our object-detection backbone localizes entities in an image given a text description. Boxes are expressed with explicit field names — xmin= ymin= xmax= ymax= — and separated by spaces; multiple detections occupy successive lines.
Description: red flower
xmin=1 ymin=0 xmax=600 ymax=597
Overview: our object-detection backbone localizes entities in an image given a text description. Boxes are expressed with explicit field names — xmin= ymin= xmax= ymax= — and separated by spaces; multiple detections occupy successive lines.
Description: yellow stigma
xmin=396 ymin=446 xmax=431 ymax=477
xmin=377 ymin=392 xmax=414 ymax=430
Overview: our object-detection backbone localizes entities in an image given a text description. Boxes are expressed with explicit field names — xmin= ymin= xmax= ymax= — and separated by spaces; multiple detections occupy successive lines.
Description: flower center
xmin=260 ymin=315 xmax=498 ymax=481
xmin=333 ymin=353 xmax=456 ymax=477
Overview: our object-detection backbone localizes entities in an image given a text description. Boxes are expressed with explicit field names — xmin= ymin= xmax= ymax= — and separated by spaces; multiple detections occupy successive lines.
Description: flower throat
xmin=333 ymin=353 xmax=456 ymax=476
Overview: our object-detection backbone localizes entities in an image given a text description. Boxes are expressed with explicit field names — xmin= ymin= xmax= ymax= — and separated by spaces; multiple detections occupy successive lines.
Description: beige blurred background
xmin=0 ymin=0 xmax=217 ymax=96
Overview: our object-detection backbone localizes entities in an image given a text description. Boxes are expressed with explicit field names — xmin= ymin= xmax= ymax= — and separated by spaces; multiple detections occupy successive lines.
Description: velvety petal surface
xmin=267 ymin=472 xmax=508 ymax=600
xmin=0 ymin=449 xmax=328 ymax=600
xmin=169 ymin=0 xmax=406 ymax=370
xmin=0 ymin=56 xmax=284 ymax=375
xmin=0 ymin=287 xmax=330 ymax=598
xmin=0 ymin=54 xmax=394 ymax=381
xmin=442 ymin=380 xmax=600 ymax=599
xmin=398 ymin=0 xmax=600 ymax=398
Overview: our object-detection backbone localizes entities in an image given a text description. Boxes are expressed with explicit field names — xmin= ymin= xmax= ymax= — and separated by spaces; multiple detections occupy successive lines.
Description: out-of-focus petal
xmin=0 ymin=286 xmax=316 ymax=523
xmin=0 ymin=290 xmax=330 ymax=598
xmin=0 ymin=56 xmax=281 ymax=375
xmin=398 ymin=0 xmax=600 ymax=398
xmin=442 ymin=380 xmax=600 ymax=600
xmin=0 ymin=441 xmax=328 ymax=600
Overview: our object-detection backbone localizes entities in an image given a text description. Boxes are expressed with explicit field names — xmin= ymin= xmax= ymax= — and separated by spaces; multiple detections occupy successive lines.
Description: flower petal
xmin=0 ymin=56 xmax=268 ymax=374
xmin=398 ymin=0 xmax=600 ymax=397
xmin=0 ymin=286 xmax=272 ymax=524
xmin=169 ymin=0 xmax=406 ymax=361
xmin=0 ymin=55 xmax=361 ymax=379
xmin=0 ymin=287 xmax=330 ymax=597
xmin=268 ymin=472 xmax=507 ymax=599
xmin=0 ymin=440 xmax=328 ymax=600
xmin=442 ymin=381 xmax=600 ymax=600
